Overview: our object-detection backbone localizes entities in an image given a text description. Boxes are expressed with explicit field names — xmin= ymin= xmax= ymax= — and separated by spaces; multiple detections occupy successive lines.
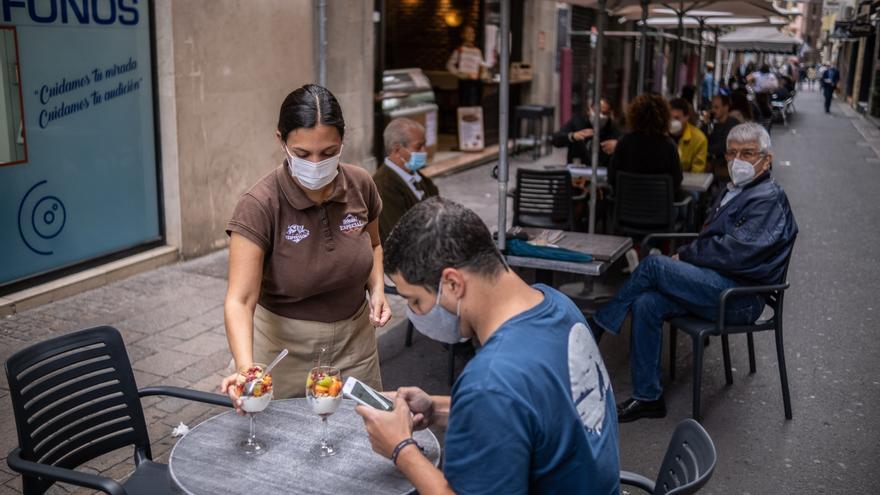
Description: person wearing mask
xmin=700 ymin=62 xmax=716 ymax=109
xmin=669 ymin=98 xmax=708 ymax=173
xmin=356 ymin=197 xmax=620 ymax=494
xmin=707 ymin=95 xmax=741 ymax=183
xmin=608 ymin=93 xmax=681 ymax=192
xmin=373 ymin=118 xmax=440 ymax=244
xmin=551 ymin=97 xmax=620 ymax=167
xmin=593 ymin=123 xmax=798 ymax=422
xmin=222 ymin=84 xmax=391 ymax=405
xmin=446 ymin=25 xmax=486 ymax=107
xmin=821 ymin=64 xmax=840 ymax=114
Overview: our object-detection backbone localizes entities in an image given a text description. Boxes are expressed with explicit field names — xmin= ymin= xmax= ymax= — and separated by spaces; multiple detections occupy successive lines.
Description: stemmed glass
xmin=306 ymin=366 xmax=343 ymax=457
xmin=235 ymin=363 xmax=273 ymax=455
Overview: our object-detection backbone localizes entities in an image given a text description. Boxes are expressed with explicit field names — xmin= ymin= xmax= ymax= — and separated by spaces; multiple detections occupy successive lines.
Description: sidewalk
xmin=2 ymin=91 xmax=880 ymax=492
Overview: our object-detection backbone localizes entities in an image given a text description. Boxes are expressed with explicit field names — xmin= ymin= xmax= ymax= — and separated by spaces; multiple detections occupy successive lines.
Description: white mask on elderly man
xmin=728 ymin=158 xmax=758 ymax=186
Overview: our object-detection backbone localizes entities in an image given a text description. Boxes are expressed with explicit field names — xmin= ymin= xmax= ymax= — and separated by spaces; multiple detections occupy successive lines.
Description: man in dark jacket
xmin=821 ymin=65 xmax=840 ymax=114
xmin=594 ymin=122 xmax=798 ymax=422
xmin=706 ymin=94 xmax=740 ymax=183
xmin=551 ymin=98 xmax=621 ymax=167
xmin=374 ymin=118 xmax=440 ymax=243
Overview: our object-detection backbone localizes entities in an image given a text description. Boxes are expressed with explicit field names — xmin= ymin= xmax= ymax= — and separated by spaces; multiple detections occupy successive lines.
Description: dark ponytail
xmin=277 ymin=84 xmax=345 ymax=141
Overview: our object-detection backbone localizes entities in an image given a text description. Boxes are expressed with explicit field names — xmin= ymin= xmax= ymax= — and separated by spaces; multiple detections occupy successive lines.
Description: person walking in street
xmin=821 ymin=64 xmax=840 ymax=114
xmin=701 ymin=62 xmax=716 ymax=110
xmin=593 ymin=123 xmax=798 ymax=422
xmin=356 ymin=197 xmax=620 ymax=494
xmin=374 ymin=118 xmax=439 ymax=244
xmin=221 ymin=84 xmax=391 ymax=405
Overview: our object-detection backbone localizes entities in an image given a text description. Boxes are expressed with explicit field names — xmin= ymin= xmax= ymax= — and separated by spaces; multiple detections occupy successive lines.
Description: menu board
xmin=457 ymin=106 xmax=485 ymax=152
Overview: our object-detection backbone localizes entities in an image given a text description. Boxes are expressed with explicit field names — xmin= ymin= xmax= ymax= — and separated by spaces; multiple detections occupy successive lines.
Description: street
xmin=1 ymin=88 xmax=878 ymax=493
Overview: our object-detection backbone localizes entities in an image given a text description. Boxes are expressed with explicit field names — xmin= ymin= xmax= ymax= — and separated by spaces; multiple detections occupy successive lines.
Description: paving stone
xmin=175 ymin=332 xmax=228 ymax=357
xmin=4 ymin=476 xmax=21 ymax=492
xmin=82 ymin=446 xmax=131 ymax=473
xmin=114 ymin=310 xmax=189 ymax=337
xmin=159 ymin=318 xmax=213 ymax=340
xmin=131 ymin=350 xmax=194 ymax=377
xmin=132 ymin=369 xmax=164 ymax=388
xmin=100 ymin=461 xmax=136 ymax=483
xmin=133 ymin=334 xmax=185 ymax=352
xmin=124 ymin=344 xmax=156 ymax=364
xmin=172 ymin=349 xmax=231 ymax=385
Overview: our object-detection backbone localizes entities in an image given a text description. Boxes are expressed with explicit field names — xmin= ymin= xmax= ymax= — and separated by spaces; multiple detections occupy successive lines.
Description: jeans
xmin=594 ymin=255 xmax=765 ymax=401
xmin=823 ymin=86 xmax=834 ymax=112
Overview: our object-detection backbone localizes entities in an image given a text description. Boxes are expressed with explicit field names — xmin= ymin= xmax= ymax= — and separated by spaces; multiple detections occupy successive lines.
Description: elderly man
xmin=356 ymin=198 xmax=620 ymax=494
xmin=373 ymin=118 xmax=439 ymax=243
xmin=594 ymin=123 xmax=798 ymax=422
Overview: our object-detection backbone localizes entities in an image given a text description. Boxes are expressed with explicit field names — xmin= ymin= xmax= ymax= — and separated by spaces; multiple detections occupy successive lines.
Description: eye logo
xmin=18 ymin=180 xmax=67 ymax=256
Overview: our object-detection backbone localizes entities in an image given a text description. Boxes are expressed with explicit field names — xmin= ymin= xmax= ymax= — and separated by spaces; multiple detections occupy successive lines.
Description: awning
xmin=719 ymin=27 xmax=802 ymax=53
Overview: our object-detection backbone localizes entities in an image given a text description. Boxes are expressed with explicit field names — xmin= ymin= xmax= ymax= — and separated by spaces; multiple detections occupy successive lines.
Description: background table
xmin=505 ymin=228 xmax=632 ymax=278
xmin=169 ymin=399 xmax=441 ymax=495
xmin=681 ymin=172 xmax=713 ymax=193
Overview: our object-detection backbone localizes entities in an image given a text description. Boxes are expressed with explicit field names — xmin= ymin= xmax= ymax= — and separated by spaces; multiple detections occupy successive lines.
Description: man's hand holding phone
xmin=355 ymin=395 xmax=414 ymax=459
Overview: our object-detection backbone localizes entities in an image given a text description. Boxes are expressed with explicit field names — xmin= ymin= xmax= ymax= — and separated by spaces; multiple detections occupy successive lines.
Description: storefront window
xmin=0 ymin=1 xmax=161 ymax=290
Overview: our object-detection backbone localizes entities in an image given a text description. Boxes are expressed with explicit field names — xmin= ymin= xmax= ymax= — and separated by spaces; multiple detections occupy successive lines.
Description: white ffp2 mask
xmin=287 ymin=148 xmax=341 ymax=190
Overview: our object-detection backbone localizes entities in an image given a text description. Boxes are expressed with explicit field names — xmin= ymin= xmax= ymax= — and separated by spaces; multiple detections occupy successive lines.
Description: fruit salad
xmin=306 ymin=368 xmax=343 ymax=416
xmin=235 ymin=365 xmax=273 ymax=413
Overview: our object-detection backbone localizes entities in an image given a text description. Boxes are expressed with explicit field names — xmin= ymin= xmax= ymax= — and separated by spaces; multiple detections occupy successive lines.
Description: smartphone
xmin=342 ymin=376 xmax=393 ymax=411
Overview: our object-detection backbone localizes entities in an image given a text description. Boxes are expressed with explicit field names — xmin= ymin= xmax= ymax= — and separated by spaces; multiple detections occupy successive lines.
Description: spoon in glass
xmin=243 ymin=348 xmax=288 ymax=396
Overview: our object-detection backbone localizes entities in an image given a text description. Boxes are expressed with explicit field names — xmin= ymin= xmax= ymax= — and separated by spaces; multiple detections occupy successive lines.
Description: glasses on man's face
xmin=725 ymin=149 xmax=764 ymax=161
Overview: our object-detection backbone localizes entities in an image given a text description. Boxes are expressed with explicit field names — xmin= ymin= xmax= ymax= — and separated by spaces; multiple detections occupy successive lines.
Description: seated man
xmin=373 ymin=118 xmax=439 ymax=243
xmin=551 ymin=97 xmax=620 ymax=167
xmin=669 ymin=98 xmax=708 ymax=173
xmin=356 ymin=197 xmax=620 ymax=494
xmin=706 ymin=94 xmax=740 ymax=183
xmin=594 ymin=123 xmax=798 ymax=422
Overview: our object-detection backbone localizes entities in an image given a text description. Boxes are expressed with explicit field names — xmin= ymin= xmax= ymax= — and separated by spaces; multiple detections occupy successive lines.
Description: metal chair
xmin=610 ymin=172 xmax=692 ymax=238
xmin=620 ymin=419 xmax=717 ymax=495
xmin=5 ymin=326 xmax=231 ymax=495
xmin=643 ymin=233 xmax=795 ymax=421
xmin=513 ymin=168 xmax=577 ymax=231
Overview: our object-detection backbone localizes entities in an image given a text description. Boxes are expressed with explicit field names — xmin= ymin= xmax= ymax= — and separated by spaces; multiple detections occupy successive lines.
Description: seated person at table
xmin=551 ymin=97 xmax=620 ymax=167
xmin=373 ymin=118 xmax=439 ymax=243
xmin=593 ymin=123 xmax=798 ymax=422
xmin=356 ymin=197 xmax=620 ymax=494
xmin=608 ymin=93 xmax=682 ymax=193
xmin=669 ymin=98 xmax=708 ymax=173
xmin=707 ymin=94 xmax=741 ymax=183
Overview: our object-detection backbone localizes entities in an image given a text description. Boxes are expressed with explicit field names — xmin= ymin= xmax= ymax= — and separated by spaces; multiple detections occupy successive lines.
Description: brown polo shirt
xmin=226 ymin=163 xmax=382 ymax=322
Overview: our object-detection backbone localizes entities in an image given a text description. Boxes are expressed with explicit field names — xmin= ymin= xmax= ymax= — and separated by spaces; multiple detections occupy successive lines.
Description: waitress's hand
xmin=369 ymin=291 xmax=392 ymax=327
xmin=220 ymin=373 xmax=247 ymax=416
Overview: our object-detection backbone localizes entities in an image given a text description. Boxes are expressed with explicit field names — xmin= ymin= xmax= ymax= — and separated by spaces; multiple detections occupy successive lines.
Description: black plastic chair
xmin=384 ymin=283 xmax=464 ymax=386
xmin=620 ymin=419 xmax=717 ymax=495
xmin=513 ymin=168 xmax=577 ymax=231
xmin=642 ymin=233 xmax=795 ymax=421
xmin=5 ymin=326 xmax=231 ymax=495
xmin=610 ymin=172 xmax=692 ymax=238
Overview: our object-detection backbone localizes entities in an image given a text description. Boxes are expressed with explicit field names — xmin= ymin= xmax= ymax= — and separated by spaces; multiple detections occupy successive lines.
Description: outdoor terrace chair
xmin=610 ymin=172 xmax=692 ymax=238
xmin=5 ymin=325 xmax=231 ymax=495
xmin=513 ymin=168 xmax=577 ymax=231
xmin=620 ymin=419 xmax=717 ymax=495
xmin=642 ymin=233 xmax=795 ymax=421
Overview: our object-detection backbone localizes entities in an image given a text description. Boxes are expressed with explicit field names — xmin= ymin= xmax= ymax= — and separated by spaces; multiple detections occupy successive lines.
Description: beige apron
xmin=250 ymin=301 xmax=382 ymax=398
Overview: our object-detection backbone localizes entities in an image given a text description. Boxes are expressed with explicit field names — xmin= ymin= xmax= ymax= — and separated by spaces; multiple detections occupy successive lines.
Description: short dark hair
xmin=669 ymin=97 xmax=692 ymax=116
xmin=277 ymin=84 xmax=345 ymax=141
xmin=384 ymin=197 xmax=507 ymax=291
xmin=713 ymin=94 xmax=731 ymax=108
xmin=626 ymin=93 xmax=670 ymax=136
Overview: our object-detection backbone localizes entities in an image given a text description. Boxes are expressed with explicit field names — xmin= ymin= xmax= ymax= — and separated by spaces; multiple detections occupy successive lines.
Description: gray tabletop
xmin=681 ymin=172 xmax=713 ymax=193
xmin=505 ymin=228 xmax=632 ymax=277
xmin=169 ymin=399 xmax=441 ymax=495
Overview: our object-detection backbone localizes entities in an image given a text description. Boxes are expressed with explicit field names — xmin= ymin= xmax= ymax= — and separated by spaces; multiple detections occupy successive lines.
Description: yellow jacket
xmin=677 ymin=123 xmax=708 ymax=173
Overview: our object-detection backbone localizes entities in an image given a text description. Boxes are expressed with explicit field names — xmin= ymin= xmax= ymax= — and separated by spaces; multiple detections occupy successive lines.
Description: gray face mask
xmin=405 ymin=282 xmax=462 ymax=344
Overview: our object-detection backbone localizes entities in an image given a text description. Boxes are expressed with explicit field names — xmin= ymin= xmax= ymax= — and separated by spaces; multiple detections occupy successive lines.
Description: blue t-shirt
xmin=444 ymin=285 xmax=620 ymax=494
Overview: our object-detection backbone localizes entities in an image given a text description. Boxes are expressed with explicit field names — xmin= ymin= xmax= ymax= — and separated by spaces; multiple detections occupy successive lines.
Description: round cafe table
xmin=169 ymin=398 xmax=441 ymax=494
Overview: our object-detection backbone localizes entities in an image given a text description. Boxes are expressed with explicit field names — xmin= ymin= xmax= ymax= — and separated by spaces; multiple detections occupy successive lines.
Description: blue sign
xmin=0 ymin=0 xmax=160 ymax=287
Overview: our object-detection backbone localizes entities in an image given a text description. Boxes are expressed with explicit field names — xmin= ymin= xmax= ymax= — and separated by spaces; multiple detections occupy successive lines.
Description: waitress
xmin=221 ymin=84 xmax=391 ymax=402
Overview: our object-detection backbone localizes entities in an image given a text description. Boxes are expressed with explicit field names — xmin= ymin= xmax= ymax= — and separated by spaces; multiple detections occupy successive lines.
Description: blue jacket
xmin=679 ymin=173 xmax=798 ymax=285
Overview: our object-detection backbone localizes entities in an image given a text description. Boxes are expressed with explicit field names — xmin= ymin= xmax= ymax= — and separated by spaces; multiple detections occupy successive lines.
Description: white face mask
xmin=669 ymin=119 xmax=683 ymax=135
xmin=405 ymin=282 xmax=463 ymax=345
xmin=728 ymin=157 xmax=758 ymax=186
xmin=286 ymin=146 xmax=341 ymax=190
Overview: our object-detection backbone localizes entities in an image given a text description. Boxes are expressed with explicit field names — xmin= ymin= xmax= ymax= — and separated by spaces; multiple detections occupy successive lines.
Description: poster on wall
xmin=0 ymin=1 xmax=160 ymax=288
xmin=457 ymin=106 xmax=484 ymax=152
